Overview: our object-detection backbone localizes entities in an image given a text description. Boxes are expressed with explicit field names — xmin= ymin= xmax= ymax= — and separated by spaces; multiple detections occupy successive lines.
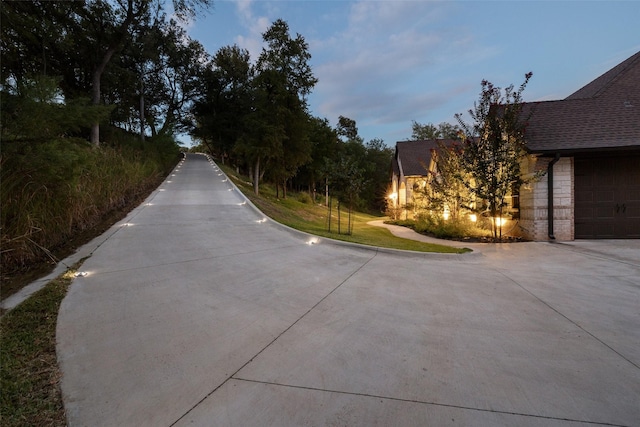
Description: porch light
xmin=443 ymin=206 xmax=450 ymax=220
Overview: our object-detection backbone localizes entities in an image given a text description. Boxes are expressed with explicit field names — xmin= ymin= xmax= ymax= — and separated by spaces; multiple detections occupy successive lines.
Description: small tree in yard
xmin=455 ymin=72 xmax=534 ymax=239
xmin=427 ymin=141 xmax=473 ymax=222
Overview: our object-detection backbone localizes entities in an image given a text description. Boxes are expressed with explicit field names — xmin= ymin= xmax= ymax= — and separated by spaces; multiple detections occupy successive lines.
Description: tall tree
xmin=246 ymin=18 xmax=317 ymax=195
xmin=87 ymin=0 xmax=212 ymax=145
xmin=192 ymin=45 xmax=253 ymax=163
xmin=411 ymin=120 xmax=461 ymax=140
xmin=455 ymin=72 xmax=534 ymax=238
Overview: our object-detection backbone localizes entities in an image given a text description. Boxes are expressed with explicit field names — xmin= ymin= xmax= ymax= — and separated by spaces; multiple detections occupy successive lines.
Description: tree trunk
xmin=139 ymin=76 xmax=145 ymax=141
xmin=253 ymin=157 xmax=260 ymax=195
xmin=327 ymin=196 xmax=332 ymax=232
xmin=90 ymin=0 xmax=136 ymax=145
xmin=325 ymin=178 xmax=329 ymax=206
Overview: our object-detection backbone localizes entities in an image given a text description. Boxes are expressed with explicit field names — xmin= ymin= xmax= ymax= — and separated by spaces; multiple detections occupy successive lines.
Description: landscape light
xmin=306 ymin=237 xmax=319 ymax=245
xmin=74 ymin=271 xmax=88 ymax=278
xmin=443 ymin=206 xmax=450 ymax=220
xmin=469 ymin=214 xmax=477 ymax=222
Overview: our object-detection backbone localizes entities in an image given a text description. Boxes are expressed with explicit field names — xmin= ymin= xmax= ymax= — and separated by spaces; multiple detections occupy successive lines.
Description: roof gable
xmin=525 ymin=51 xmax=640 ymax=153
xmin=394 ymin=139 xmax=456 ymax=177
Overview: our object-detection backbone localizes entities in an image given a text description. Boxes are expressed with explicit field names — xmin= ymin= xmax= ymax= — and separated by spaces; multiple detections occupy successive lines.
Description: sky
xmin=183 ymin=0 xmax=640 ymax=146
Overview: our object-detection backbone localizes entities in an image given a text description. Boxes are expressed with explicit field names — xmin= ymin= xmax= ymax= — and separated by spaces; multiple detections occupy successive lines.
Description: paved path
xmin=57 ymin=153 xmax=640 ymax=426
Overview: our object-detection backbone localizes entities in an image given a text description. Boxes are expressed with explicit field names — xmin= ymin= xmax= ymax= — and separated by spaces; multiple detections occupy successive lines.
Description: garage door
xmin=575 ymin=155 xmax=640 ymax=238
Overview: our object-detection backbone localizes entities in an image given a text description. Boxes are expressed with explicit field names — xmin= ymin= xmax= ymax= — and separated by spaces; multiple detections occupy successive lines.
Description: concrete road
xmin=57 ymin=153 xmax=640 ymax=427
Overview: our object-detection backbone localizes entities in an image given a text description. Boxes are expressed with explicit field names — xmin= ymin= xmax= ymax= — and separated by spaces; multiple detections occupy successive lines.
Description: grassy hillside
xmin=219 ymin=164 xmax=468 ymax=254
xmin=1 ymin=129 xmax=180 ymax=299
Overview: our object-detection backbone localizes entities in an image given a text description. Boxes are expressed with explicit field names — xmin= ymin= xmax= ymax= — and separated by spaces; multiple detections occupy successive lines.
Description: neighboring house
xmin=390 ymin=139 xmax=449 ymax=212
xmin=391 ymin=51 xmax=640 ymax=240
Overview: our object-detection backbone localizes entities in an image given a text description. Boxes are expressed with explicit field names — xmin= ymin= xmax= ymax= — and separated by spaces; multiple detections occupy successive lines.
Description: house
xmin=521 ymin=51 xmax=640 ymax=240
xmin=390 ymin=139 xmax=439 ymax=210
xmin=391 ymin=51 xmax=640 ymax=240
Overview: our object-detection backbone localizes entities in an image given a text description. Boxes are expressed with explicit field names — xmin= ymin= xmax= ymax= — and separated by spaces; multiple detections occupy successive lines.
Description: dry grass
xmin=0 ymin=261 xmax=85 ymax=426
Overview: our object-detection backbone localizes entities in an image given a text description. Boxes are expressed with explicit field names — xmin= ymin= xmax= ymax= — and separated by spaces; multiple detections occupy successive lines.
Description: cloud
xmin=311 ymin=1 xmax=488 ymax=133
xmin=233 ymin=0 xmax=270 ymax=60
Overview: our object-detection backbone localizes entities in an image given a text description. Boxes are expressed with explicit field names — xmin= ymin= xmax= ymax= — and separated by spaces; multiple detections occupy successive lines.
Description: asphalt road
xmin=57 ymin=153 xmax=640 ymax=427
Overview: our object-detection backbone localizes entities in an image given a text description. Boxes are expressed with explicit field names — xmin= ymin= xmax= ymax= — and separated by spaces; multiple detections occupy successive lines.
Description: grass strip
xmin=220 ymin=165 xmax=470 ymax=254
xmin=0 ymin=260 xmax=84 ymax=426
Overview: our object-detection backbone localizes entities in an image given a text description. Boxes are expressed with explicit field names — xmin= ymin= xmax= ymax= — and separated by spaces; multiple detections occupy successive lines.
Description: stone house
xmin=391 ymin=51 xmax=640 ymax=240
xmin=521 ymin=51 xmax=639 ymax=240
xmin=390 ymin=139 xmax=440 ymax=211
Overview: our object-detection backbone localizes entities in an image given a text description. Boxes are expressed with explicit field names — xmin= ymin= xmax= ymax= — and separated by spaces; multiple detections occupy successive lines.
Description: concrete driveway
xmin=57 ymin=153 xmax=640 ymax=427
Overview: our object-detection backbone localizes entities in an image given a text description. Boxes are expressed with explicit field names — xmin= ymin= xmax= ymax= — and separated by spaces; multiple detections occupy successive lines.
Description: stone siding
xmin=518 ymin=157 xmax=574 ymax=241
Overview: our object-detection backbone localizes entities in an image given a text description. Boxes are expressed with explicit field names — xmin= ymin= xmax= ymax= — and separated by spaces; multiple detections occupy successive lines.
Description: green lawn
xmin=221 ymin=165 xmax=470 ymax=254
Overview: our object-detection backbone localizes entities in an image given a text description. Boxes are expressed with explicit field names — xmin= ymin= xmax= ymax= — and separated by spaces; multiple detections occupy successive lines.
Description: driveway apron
xmin=57 ymin=154 xmax=640 ymax=427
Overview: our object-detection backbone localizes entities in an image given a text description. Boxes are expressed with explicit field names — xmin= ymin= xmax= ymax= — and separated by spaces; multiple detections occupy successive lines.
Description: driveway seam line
xmin=496 ymin=269 xmax=640 ymax=371
xmin=230 ymin=377 xmax=629 ymax=427
xmin=169 ymin=250 xmax=379 ymax=426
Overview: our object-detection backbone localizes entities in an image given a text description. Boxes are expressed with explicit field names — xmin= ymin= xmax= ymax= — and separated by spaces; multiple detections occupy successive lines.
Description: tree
xmin=246 ymin=19 xmax=317 ymax=195
xmin=87 ymin=0 xmax=212 ymax=145
xmin=455 ymin=72 xmax=534 ymax=239
xmin=192 ymin=45 xmax=253 ymax=164
xmin=425 ymin=141 xmax=472 ymax=221
xmin=411 ymin=121 xmax=461 ymax=140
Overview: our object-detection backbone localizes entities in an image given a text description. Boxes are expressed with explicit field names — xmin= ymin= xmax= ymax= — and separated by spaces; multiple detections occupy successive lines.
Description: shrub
xmin=387 ymin=213 xmax=491 ymax=240
xmin=0 ymin=129 xmax=179 ymax=280
xmin=297 ymin=192 xmax=312 ymax=204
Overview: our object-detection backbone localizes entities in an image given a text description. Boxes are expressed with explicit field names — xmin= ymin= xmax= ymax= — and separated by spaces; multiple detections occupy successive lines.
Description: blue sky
xmin=184 ymin=0 xmax=639 ymax=146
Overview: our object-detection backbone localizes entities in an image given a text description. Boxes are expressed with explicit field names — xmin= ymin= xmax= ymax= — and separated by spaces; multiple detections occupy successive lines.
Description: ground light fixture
xmin=306 ymin=237 xmax=319 ymax=245
xmin=74 ymin=271 xmax=88 ymax=278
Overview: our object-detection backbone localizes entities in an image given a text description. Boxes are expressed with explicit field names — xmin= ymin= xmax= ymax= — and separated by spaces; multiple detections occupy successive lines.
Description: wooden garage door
xmin=575 ymin=155 xmax=640 ymax=239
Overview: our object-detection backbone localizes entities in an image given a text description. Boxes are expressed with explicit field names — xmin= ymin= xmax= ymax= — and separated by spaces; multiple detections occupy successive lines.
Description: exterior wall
xmin=518 ymin=156 xmax=574 ymax=241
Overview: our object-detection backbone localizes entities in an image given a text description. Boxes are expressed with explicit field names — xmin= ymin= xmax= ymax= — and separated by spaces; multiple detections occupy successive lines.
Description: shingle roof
xmin=524 ymin=51 xmax=640 ymax=153
xmin=395 ymin=140 xmax=437 ymax=177
xmin=395 ymin=139 xmax=457 ymax=177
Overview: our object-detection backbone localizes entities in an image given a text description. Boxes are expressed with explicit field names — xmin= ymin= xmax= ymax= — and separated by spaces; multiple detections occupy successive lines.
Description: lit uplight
xmin=145 ymin=203 xmax=154 ymax=206
xmin=171 ymin=174 xmax=176 ymax=177
xmin=494 ymin=217 xmax=506 ymax=227
xmin=122 ymin=222 xmax=134 ymax=227
xmin=256 ymin=218 xmax=267 ymax=223
xmin=228 ymin=188 xmax=233 ymax=191
xmin=443 ymin=206 xmax=450 ymax=221
xmin=469 ymin=214 xmax=477 ymax=222
xmin=167 ymin=180 xmax=172 ymax=183
xmin=74 ymin=271 xmax=88 ymax=278
xmin=306 ymin=237 xmax=319 ymax=245
xmin=237 ymin=201 xmax=247 ymax=206
xmin=222 ymin=179 xmax=228 ymax=182
xmin=388 ymin=192 xmax=397 ymax=200
xmin=159 ymin=189 xmax=166 ymax=191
